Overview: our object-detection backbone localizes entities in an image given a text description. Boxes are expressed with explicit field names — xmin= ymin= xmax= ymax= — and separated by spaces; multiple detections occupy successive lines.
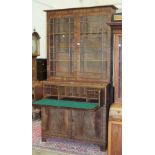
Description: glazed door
xmin=48 ymin=17 xmax=75 ymax=78
xmin=79 ymin=15 xmax=109 ymax=80
xmin=114 ymin=32 xmax=122 ymax=103
xmin=71 ymin=109 xmax=103 ymax=143
xmin=47 ymin=13 xmax=111 ymax=82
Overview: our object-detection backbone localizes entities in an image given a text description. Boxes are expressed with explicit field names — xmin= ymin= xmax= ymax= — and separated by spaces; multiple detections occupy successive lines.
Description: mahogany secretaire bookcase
xmin=33 ymin=5 xmax=117 ymax=150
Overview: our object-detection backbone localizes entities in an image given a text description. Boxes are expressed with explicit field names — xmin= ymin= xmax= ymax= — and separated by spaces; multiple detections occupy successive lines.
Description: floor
xmin=32 ymin=119 xmax=107 ymax=155
xmin=32 ymin=148 xmax=75 ymax=155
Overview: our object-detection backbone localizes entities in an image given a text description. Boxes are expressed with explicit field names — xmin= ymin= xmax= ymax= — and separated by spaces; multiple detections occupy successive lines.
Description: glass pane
xmin=80 ymin=61 xmax=102 ymax=73
xmin=80 ymin=16 xmax=107 ymax=22
xmin=80 ymin=22 xmax=102 ymax=33
xmin=56 ymin=61 xmax=69 ymax=74
xmin=51 ymin=18 xmax=74 ymax=34
xmin=80 ymin=34 xmax=102 ymax=48
xmin=54 ymin=23 xmax=69 ymax=34
xmin=80 ymin=50 xmax=102 ymax=61
xmin=70 ymin=23 xmax=74 ymax=33
xmin=55 ymin=53 xmax=69 ymax=61
xmin=54 ymin=34 xmax=74 ymax=48
xmin=80 ymin=16 xmax=107 ymax=34
xmin=54 ymin=35 xmax=69 ymax=48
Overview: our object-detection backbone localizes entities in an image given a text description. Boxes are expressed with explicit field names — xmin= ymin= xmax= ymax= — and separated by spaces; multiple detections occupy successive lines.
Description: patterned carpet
xmin=32 ymin=120 xmax=107 ymax=155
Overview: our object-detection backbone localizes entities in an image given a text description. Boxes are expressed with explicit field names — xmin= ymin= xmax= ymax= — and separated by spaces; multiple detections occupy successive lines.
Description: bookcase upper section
xmin=45 ymin=5 xmax=116 ymax=83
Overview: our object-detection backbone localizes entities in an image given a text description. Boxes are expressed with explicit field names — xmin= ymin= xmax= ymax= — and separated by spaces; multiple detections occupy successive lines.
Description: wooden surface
xmin=41 ymin=105 xmax=109 ymax=150
xmin=71 ymin=108 xmax=103 ymax=143
xmin=110 ymin=16 xmax=122 ymax=104
xmin=108 ymin=16 xmax=122 ymax=155
xmin=42 ymin=80 xmax=108 ymax=88
xmin=113 ymin=31 xmax=122 ymax=103
xmin=42 ymin=82 xmax=110 ymax=107
xmin=108 ymin=120 xmax=122 ymax=155
xmin=108 ymin=103 xmax=122 ymax=155
xmin=32 ymin=57 xmax=37 ymax=81
xmin=42 ymin=107 xmax=71 ymax=139
xmin=32 ymin=81 xmax=43 ymax=100
xmin=44 ymin=5 xmax=117 ymax=12
xmin=109 ymin=103 xmax=122 ymax=121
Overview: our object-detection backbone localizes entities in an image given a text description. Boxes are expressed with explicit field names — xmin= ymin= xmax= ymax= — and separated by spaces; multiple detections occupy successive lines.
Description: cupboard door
xmin=108 ymin=121 xmax=122 ymax=155
xmin=71 ymin=109 xmax=103 ymax=143
xmin=41 ymin=107 xmax=71 ymax=138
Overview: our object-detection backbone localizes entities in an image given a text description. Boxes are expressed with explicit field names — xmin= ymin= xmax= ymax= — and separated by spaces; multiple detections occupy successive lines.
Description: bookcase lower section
xmin=41 ymin=105 xmax=109 ymax=150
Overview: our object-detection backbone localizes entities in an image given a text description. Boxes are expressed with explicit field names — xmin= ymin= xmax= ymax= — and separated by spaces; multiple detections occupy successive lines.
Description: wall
xmin=43 ymin=0 xmax=122 ymax=12
xmin=32 ymin=0 xmax=122 ymax=58
xmin=32 ymin=0 xmax=54 ymax=58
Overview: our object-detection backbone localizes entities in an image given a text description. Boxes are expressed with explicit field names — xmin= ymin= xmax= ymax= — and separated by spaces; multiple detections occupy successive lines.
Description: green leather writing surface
xmin=33 ymin=99 xmax=97 ymax=109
